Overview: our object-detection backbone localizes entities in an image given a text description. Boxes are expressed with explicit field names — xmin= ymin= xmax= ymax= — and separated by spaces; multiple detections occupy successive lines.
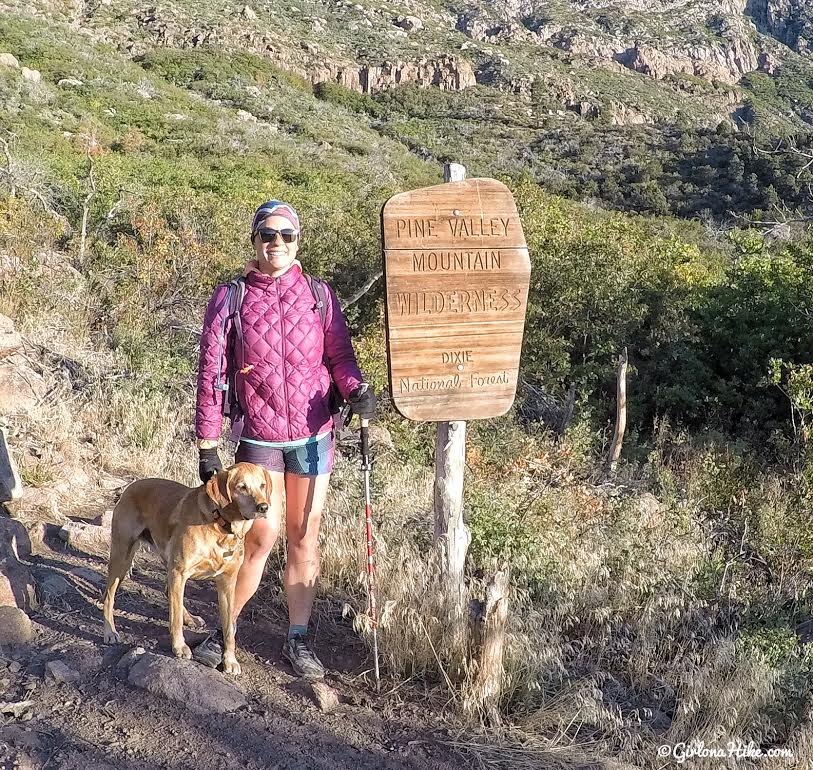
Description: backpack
xmin=214 ymin=274 xmax=351 ymax=434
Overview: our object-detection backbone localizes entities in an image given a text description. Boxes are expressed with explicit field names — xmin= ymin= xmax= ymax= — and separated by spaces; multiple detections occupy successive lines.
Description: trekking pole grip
xmin=360 ymin=418 xmax=369 ymax=462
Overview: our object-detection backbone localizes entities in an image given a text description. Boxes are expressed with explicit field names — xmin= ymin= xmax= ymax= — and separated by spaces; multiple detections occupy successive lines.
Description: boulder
xmin=57 ymin=78 xmax=84 ymax=88
xmin=127 ymin=653 xmax=247 ymax=713
xmin=0 ymin=560 xmax=36 ymax=612
xmin=0 ymin=53 xmax=19 ymax=68
xmin=0 ymin=516 xmax=32 ymax=560
xmin=59 ymin=521 xmax=110 ymax=557
xmin=395 ymin=15 xmax=423 ymax=32
xmin=20 ymin=67 xmax=41 ymax=83
xmin=0 ymin=358 xmax=47 ymax=415
xmin=0 ymin=607 xmax=33 ymax=647
xmin=0 ymin=315 xmax=22 ymax=359
xmin=36 ymin=572 xmax=73 ymax=606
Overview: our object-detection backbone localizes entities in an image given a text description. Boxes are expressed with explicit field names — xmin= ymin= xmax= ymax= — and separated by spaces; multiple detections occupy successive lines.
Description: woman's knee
xmin=243 ymin=518 xmax=280 ymax=561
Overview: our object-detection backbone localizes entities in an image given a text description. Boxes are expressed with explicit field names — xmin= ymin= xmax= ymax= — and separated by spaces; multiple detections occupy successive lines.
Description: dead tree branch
xmin=606 ymin=347 xmax=628 ymax=475
xmin=0 ymin=135 xmax=15 ymax=198
xmin=340 ymin=270 xmax=383 ymax=311
xmin=78 ymin=153 xmax=97 ymax=264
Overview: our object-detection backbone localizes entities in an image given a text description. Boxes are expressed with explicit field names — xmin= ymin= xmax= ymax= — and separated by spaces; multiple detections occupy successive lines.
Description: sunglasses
xmin=255 ymin=227 xmax=298 ymax=244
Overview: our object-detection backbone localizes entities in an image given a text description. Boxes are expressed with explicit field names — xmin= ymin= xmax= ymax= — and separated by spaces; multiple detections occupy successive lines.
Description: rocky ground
xmin=0 ymin=494 xmax=479 ymax=770
xmin=0 ymin=310 xmax=495 ymax=770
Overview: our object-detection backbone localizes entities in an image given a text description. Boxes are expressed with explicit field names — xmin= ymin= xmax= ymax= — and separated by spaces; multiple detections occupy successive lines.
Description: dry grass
xmin=3 ymin=240 xmax=811 ymax=769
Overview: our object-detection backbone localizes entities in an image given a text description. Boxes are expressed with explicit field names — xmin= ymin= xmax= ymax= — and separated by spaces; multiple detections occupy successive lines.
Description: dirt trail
xmin=0 ymin=494 xmax=472 ymax=770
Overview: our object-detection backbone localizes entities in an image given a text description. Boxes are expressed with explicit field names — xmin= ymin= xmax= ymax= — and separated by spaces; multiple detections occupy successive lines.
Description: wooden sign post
xmin=382 ymin=164 xmax=531 ymax=606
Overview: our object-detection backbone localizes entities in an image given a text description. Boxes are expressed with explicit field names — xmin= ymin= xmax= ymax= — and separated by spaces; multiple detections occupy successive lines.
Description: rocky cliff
xmin=5 ymin=0 xmax=813 ymax=129
xmin=748 ymin=0 xmax=813 ymax=54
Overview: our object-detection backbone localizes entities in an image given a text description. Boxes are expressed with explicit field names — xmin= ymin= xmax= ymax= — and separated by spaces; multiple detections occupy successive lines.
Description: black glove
xmin=348 ymin=384 xmax=376 ymax=421
xmin=198 ymin=447 xmax=223 ymax=483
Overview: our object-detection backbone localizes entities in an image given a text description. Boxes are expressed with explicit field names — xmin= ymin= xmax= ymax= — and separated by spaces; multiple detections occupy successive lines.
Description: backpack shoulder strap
xmin=304 ymin=274 xmax=328 ymax=329
xmin=215 ymin=277 xmax=246 ymax=398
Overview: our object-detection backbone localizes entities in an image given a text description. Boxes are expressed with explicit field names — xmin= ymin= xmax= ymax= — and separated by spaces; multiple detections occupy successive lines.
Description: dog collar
xmin=212 ymin=510 xmax=233 ymax=534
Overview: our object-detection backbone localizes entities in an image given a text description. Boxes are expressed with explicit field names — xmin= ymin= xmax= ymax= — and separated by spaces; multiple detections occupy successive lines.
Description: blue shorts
xmin=235 ymin=433 xmax=334 ymax=477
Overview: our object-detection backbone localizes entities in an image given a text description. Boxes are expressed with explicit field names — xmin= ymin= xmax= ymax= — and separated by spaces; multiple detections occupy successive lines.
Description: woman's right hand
xmin=198 ymin=447 xmax=223 ymax=483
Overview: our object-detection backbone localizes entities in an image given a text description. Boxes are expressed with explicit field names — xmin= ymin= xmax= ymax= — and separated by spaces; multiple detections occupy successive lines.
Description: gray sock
xmin=288 ymin=623 xmax=308 ymax=640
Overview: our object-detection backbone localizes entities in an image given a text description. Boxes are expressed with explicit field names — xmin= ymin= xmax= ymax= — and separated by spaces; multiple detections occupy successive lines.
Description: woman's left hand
xmin=349 ymin=384 xmax=376 ymax=421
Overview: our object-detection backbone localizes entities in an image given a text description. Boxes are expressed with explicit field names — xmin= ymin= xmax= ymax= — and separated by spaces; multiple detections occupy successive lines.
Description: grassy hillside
xmin=3 ymin=8 xmax=813 ymax=769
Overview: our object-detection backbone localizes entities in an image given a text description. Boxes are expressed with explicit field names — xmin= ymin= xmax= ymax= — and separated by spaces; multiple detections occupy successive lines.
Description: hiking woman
xmin=192 ymin=200 xmax=376 ymax=679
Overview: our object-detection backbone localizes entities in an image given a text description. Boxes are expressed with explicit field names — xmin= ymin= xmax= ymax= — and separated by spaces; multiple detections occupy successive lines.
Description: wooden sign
xmin=382 ymin=177 xmax=531 ymax=421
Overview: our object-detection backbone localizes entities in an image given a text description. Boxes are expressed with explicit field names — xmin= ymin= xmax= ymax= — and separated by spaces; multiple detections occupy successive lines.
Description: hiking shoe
xmin=282 ymin=634 xmax=325 ymax=680
xmin=191 ymin=629 xmax=224 ymax=668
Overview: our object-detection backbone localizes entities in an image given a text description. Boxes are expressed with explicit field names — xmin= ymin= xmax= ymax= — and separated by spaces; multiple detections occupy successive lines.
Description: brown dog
xmin=103 ymin=462 xmax=273 ymax=675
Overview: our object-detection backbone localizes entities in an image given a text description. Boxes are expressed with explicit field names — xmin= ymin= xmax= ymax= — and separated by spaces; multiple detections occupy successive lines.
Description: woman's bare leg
xmin=231 ymin=470 xmax=285 ymax=622
xmin=283 ymin=472 xmax=331 ymax=627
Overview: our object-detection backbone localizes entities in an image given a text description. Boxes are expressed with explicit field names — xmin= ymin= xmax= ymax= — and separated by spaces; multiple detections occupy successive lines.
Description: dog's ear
xmin=205 ymin=469 xmax=231 ymax=509
xmin=262 ymin=468 xmax=276 ymax=504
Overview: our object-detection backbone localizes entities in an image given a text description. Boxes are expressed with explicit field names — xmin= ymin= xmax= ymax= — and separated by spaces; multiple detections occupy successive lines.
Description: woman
xmin=193 ymin=200 xmax=376 ymax=679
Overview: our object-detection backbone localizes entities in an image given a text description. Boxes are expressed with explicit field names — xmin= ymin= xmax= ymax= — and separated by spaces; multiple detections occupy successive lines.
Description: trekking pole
xmin=360 ymin=417 xmax=380 ymax=692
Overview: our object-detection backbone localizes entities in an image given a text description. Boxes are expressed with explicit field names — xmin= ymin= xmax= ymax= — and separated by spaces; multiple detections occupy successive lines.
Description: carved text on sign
xmin=398 ymin=370 xmax=511 ymax=393
xmin=393 ymin=288 xmax=522 ymax=316
xmin=395 ymin=217 xmax=512 ymax=239
xmin=411 ymin=250 xmax=502 ymax=272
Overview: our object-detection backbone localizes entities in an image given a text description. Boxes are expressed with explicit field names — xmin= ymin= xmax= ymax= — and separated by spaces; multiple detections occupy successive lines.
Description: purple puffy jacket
xmin=195 ymin=264 xmax=364 ymax=443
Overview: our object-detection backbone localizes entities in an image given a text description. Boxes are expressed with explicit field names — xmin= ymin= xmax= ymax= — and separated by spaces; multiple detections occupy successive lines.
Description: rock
xmin=241 ymin=4 xmax=256 ymax=20
xmin=311 ymin=55 xmax=475 ymax=95
xmin=236 ymin=109 xmax=257 ymax=122
xmin=613 ymin=35 xmax=757 ymax=86
xmin=749 ymin=0 xmax=813 ymax=54
xmin=0 ymin=560 xmax=36 ymax=612
xmin=369 ymin=424 xmax=393 ymax=449
xmin=395 ymin=15 xmax=423 ymax=32
xmin=20 ymin=67 xmax=41 ymax=83
xmin=57 ymin=78 xmax=83 ymax=88
xmin=758 ymin=51 xmax=780 ymax=74
xmin=0 ymin=516 xmax=32 ymax=560
xmin=0 ymin=315 xmax=22 ymax=359
xmin=45 ymin=659 xmax=80 ymax=684
xmin=0 ymin=607 xmax=33 ymax=647
xmin=310 ymin=681 xmax=339 ymax=712
xmin=115 ymin=646 xmax=146 ymax=671
xmin=0 ymin=53 xmax=19 ymax=68
xmin=127 ymin=653 xmax=247 ymax=713
xmin=0 ymin=700 xmax=34 ymax=719
xmin=36 ymin=572 xmax=72 ymax=605
xmin=90 ymin=510 xmax=114 ymax=529
xmin=59 ymin=521 xmax=110 ymax=557
xmin=0 ymin=725 xmax=42 ymax=750
xmin=0 ymin=355 xmax=47 ymax=415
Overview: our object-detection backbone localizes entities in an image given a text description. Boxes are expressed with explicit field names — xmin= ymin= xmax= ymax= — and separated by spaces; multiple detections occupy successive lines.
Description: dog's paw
xmin=185 ymin=613 xmax=206 ymax=630
xmin=222 ymin=657 xmax=241 ymax=676
xmin=103 ymin=628 xmax=121 ymax=644
xmin=173 ymin=643 xmax=193 ymax=660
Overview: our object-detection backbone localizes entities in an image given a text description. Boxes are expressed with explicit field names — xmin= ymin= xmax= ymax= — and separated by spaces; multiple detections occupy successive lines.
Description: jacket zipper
xmin=275 ymin=277 xmax=292 ymax=441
